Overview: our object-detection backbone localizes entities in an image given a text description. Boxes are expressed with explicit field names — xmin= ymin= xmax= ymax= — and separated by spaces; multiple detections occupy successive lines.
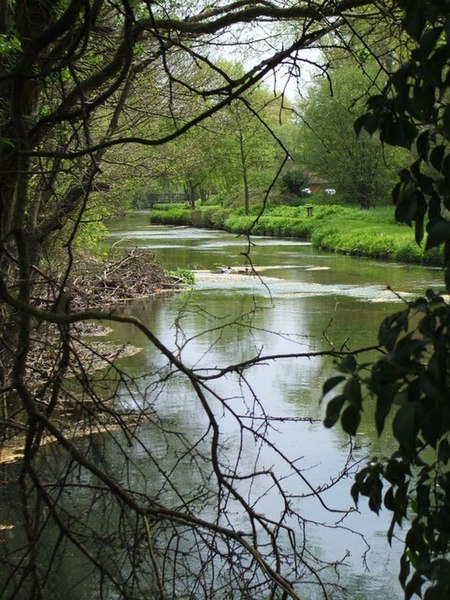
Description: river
xmin=1 ymin=211 xmax=445 ymax=599
xmin=102 ymin=212 xmax=443 ymax=599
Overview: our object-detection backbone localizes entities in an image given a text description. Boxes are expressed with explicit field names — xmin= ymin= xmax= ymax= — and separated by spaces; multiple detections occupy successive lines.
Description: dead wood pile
xmin=70 ymin=248 xmax=177 ymax=309
xmin=1 ymin=251 xmax=178 ymax=457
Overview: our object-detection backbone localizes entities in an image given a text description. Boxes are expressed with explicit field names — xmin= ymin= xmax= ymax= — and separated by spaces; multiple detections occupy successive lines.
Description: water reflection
xmin=103 ymin=214 xmax=446 ymax=598
xmin=99 ymin=214 xmax=447 ymax=598
xmin=2 ymin=213 xmax=444 ymax=599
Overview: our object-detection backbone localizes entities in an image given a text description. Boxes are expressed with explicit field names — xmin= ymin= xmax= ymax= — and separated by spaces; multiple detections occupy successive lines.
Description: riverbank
xmin=149 ymin=203 xmax=443 ymax=266
xmin=69 ymin=247 xmax=178 ymax=308
xmin=1 ymin=250 xmax=180 ymax=466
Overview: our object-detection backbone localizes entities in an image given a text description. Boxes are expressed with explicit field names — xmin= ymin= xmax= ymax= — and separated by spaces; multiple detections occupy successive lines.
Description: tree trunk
xmin=238 ymin=130 xmax=250 ymax=215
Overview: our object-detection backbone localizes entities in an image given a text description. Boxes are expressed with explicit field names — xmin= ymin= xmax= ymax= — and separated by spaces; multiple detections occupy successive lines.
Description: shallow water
xmin=101 ymin=213 xmax=445 ymax=598
xmin=2 ymin=212 xmax=445 ymax=599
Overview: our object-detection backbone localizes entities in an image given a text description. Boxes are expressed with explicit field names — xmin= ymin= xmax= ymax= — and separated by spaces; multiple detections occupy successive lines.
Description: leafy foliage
xmin=324 ymin=1 xmax=450 ymax=597
xmin=298 ymin=62 xmax=405 ymax=208
xmin=354 ymin=0 xmax=450 ymax=289
xmin=324 ymin=291 xmax=450 ymax=598
xmin=4 ymin=3 xmax=399 ymax=598
xmin=279 ymin=164 xmax=310 ymax=197
xmin=168 ymin=266 xmax=195 ymax=285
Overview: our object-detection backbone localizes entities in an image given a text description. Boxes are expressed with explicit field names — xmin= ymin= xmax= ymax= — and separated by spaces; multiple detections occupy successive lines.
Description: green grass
xmin=148 ymin=203 xmax=443 ymax=266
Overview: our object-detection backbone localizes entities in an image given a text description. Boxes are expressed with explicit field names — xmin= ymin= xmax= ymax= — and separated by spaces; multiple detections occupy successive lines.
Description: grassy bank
xmin=149 ymin=203 xmax=443 ymax=266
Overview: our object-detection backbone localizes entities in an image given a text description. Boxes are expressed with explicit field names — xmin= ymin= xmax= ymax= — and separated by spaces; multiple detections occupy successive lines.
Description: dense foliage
xmin=298 ymin=63 xmax=405 ymax=208
xmin=2 ymin=0 xmax=449 ymax=598
xmin=324 ymin=2 xmax=450 ymax=598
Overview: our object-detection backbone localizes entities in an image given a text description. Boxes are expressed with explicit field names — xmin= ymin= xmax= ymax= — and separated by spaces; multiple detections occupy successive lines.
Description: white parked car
xmin=325 ymin=188 xmax=336 ymax=195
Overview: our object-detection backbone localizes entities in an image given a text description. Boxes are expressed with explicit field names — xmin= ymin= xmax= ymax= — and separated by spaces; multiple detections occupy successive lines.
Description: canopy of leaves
xmin=355 ymin=0 xmax=450 ymax=288
xmin=324 ymin=2 xmax=450 ymax=597
xmin=298 ymin=62 xmax=406 ymax=208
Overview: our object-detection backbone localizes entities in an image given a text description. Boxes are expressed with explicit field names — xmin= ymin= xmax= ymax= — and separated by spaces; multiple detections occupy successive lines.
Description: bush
xmin=223 ymin=214 xmax=255 ymax=233
xmin=279 ymin=165 xmax=310 ymax=197
xmin=168 ymin=267 xmax=195 ymax=285
xmin=149 ymin=207 xmax=192 ymax=225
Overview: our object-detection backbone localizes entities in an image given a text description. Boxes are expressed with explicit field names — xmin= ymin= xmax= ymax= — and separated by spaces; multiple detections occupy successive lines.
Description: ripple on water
xmin=193 ymin=271 xmax=410 ymax=302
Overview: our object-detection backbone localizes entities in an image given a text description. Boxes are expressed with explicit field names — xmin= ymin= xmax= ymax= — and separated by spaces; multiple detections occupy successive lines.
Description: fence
xmin=138 ymin=192 xmax=187 ymax=208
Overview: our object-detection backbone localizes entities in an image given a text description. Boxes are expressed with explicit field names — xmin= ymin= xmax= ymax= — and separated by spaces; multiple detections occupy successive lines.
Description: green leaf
xmin=416 ymin=83 xmax=437 ymax=116
xmin=368 ymin=475 xmax=383 ymax=514
xmin=392 ymin=402 xmax=420 ymax=451
xmin=405 ymin=572 xmax=426 ymax=600
xmin=387 ymin=514 xmax=397 ymax=545
xmin=415 ymin=214 xmax=425 ymax=245
xmin=366 ymin=94 xmax=388 ymax=110
xmin=337 ymin=354 xmax=357 ymax=374
xmin=426 ymin=220 xmax=450 ymax=249
xmin=428 ymin=193 xmax=442 ymax=221
xmin=379 ymin=310 xmax=409 ymax=351
xmin=420 ymin=407 xmax=443 ymax=447
xmin=416 ymin=130 xmax=430 ymax=159
xmin=323 ymin=394 xmax=346 ymax=428
xmin=351 ymin=480 xmax=361 ymax=506
xmin=403 ymin=8 xmax=426 ymax=40
xmin=395 ymin=190 xmax=417 ymax=225
xmin=380 ymin=114 xmax=417 ymax=148
xmin=419 ymin=28 xmax=442 ymax=58
xmin=351 ymin=466 xmax=370 ymax=506
xmin=384 ymin=486 xmax=395 ymax=510
xmin=438 ymin=439 xmax=450 ymax=463
xmin=399 ymin=552 xmax=411 ymax=587
xmin=322 ymin=375 xmax=345 ymax=397
xmin=341 ymin=405 xmax=361 ymax=436
xmin=392 ymin=181 xmax=402 ymax=205
xmin=425 ymin=586 xmax=449 ymax=600
xmin=430 ymin=145 xmax=446 ymax=171
xmin=415 ymin=484 xmax=430 ymax=516
xmin=354 ymin=114 xmax=368 ymax=136
xmin=384 ymin=459 xmax=406 ymax=485
xmin=442 ymin=154 xmax=450 ymax=178
xmin=416 ymin=172 xmax=435 ymax=194
xmin=362 ymin=113 xmax=380 ymax=135
xmin=343 ymin=377 xmax=362 ymax=409
xmin=420 ymin=373 xmax=444 ymax=403
xmin=374 ymin=382 xmax=399 ymax=435
xmin=443 ymin=105 xmax=450 ymax=139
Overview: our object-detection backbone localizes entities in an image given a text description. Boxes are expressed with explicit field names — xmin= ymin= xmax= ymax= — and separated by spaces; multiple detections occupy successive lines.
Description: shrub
xmin=150 ymin=203 xmax=444 ymax=266
xmin=279 ymin=165 xmax=310 ymax=197
xmin=149 ymin=207 xmax=192 ymax=225
xmin=223 ymin=214 xmax=255 ymax=233
xmin=168 ymin=267 xmax=195 ymax=285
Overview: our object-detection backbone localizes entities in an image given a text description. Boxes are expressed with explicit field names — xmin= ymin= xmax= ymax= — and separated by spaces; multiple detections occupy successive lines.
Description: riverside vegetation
xmin=148 ymin=200 xmax=444 ymax=266
xmin=2 ymin=1 xmax=450 ymax=598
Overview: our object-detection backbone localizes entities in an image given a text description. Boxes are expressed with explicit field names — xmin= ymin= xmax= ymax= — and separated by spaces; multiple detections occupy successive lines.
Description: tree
xmin=298 ymin=62 xmax=405 ymax=207
xmin=279 ymin=162 xmax=310 ymax=198
xmin=323 ymin=1 xmax=450 ymax=597
xmin=211 ymin=79 xmax=286 ymax=212
xmin=150 ymin=113 xmax=230 ymax=208
xmin=0 ymin=2 xmax=411 ymax=599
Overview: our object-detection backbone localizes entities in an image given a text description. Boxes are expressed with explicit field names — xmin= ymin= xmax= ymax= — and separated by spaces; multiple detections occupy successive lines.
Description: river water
xmin=1 ymin=211 xmax=445 ymax=599
xmin=101 ymin=212 xmax=444 ymax=599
